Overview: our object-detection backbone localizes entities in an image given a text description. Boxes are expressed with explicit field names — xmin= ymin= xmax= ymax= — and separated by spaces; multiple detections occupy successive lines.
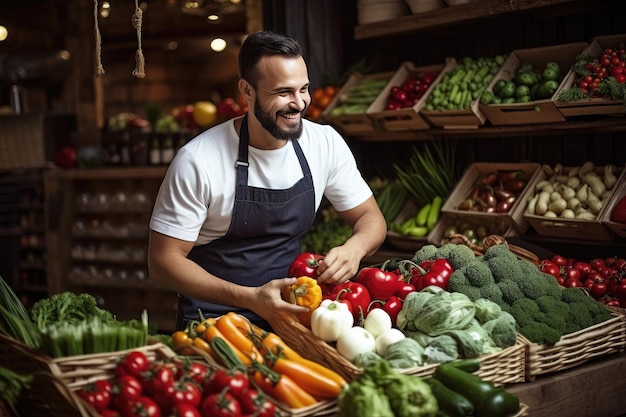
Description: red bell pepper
xmin=370 ymin=295 xmax=403 ymax=325
xmin=410 ymin=258 xmax=454 ymax=291
xmin=288 ymin=252 xmax=324 ymax=278
xmin=355 ymin=267 xmax=401 ymax=300
xmin=324 ymin=281 xmax=371 ymax=323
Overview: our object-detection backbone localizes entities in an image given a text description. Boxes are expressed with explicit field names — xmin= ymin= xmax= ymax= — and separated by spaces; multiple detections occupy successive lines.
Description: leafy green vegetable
xmin=444 ymin=319 xmax=500 ymax=358
xmin=384 ymin=337 xmax=424 ymax=368
xmin=30 ymin=292 xmax=115 ymax=329
xmin=0 ymin=366 xmax=32 ymax=406
xmin=482 ymin=311 xmax=517 ymax=348
xmin=338 ymin=375 xmax=394 ymax=417
xmin=423 ymin=335 xmax=459 ymax=364
xmin=397 ymin=287 xmax=476 ymax=336
xmin=473 ymin=298 xmax=503 ymax=324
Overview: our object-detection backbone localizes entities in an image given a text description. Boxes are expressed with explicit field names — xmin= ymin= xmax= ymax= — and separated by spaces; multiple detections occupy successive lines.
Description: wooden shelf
xmin=354 ymin=0 xmax=600 ymax=40
xmin=349 ymin=116 xmax=626 ymax=142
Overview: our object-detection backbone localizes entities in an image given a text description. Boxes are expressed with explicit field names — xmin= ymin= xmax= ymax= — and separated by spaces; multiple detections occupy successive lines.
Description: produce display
xmin=423 ymin=55 xmax=506 ymax=111
xmin=171 ymin=310 xmax=347 ymax=408
xmin=327 ymin=76 xmax=389 ymax=116
xmin=382 ymin=69 xmax=438 ymax=111
xmin=540 ymin=254 xmax=626 ymax=307
xmin=525 ymin=162 xmax=620 ymax=220
xmin=0 ymin=276 xmax=149 ymax=358
xmin=455 ymin=169 xmax=530 ymax=214
xmin=390 ymin=195 xmax=443 ymax=238
xmin=307 ymin=85 xmax=339 ymax=121
xmin=611 ymin=195 xmax=626 ymax=224
xmin=558 ymin=40 xmax=626 ymax=101
xmin=480 ymin=61 xmax=563 ymax=104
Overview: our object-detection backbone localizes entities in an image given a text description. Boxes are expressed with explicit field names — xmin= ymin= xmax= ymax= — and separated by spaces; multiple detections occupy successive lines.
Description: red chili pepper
xmin=324 ymin=281 xmax=371 ymax=323
xmin=410 ymin=258 xmax=454 ymax=291
xmin=354 ymin=267 xmax=401 ymax=300
xmin=288 ymin=252 xmax=324 ymax=278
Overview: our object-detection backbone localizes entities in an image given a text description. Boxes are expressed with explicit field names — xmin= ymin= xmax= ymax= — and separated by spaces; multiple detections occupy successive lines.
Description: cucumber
xmin=425 ymin=378 xmax=474 ymax=417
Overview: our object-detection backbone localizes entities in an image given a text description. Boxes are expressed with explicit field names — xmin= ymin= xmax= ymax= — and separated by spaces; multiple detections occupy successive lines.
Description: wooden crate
xmin=524 ymin=164 xmax=625 ymax=241
xmin=366 ymin=60 xmax=451 ymax=132
xmin=419 ymin=57 xmax=492 ymax=129
xmin=601 ymin=170 xmax=626 ymax=239
xmin=441 ymin=162 xmax=542 ymax=234
xmin=322 ymin=71 xmax=394 ymax=135
xmin=554 ymin=34 xmax=626 ymax=118
xmin=479 ymin=42 xmax=587 ymax=126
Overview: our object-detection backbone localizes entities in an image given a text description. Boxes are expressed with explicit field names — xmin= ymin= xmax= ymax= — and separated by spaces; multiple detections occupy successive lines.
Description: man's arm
xmin=315 ymin=195 xmax=387 ymax=284
xmin=147 ymin=230 xmax=308 ymax=321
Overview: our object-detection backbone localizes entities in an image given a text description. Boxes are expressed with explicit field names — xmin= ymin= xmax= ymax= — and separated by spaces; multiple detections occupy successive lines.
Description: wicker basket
xmin=269 ymin=313 xmax=527 ymax=385
xmin=522 ymin=310 xmax=626 ymax=381
xmin=179 ymin=344 xmax=340 ymax=417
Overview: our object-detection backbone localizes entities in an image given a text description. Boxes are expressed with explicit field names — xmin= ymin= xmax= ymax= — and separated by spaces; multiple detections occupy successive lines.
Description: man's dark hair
xmin=238 ymin=31 xmax=303 ymax=87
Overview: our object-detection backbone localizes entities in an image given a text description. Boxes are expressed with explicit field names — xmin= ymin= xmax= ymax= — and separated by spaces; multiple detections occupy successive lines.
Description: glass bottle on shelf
xmin=149 ymin=134 xmax=161 ymax=166
xmin=161 ymin=134 xmax=175 ymax=165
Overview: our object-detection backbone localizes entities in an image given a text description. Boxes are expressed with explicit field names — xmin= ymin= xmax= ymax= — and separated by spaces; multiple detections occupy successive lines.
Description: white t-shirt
xmin=149 ymin=117 xmax=372 ymax=245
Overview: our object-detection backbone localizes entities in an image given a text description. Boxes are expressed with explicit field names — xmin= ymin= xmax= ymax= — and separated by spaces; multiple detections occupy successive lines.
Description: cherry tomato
xmin=116 ymin=351 xmax=150 ymax=378
xmin=76 ymin=379 xmax=112 ymax=412
xmin=201 ymin=391 xmax=242 ymax=417
xmin=565 ymin=277 xmax=582 ymax=288
xmin=123 ymin=396 xmax=161 ymax=417
xmin=204 ymin=368 xmax=249 ymax=398
xmin=172 ymin=403 xmax=201 ymax=417
xmin=565 ymin=267 xmax=581 ymax=282
xmin=238 ymin=388 xmax=276 ymax=417
xmin=573 ymin=261 xmax=592 ymax=280
xmin=540 ymin=260 xmax=561 ymax=280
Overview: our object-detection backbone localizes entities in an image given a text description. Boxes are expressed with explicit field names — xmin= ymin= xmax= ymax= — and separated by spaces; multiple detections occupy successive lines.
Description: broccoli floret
xmin=483 ymin=244 xmax=518 ymax=262
xmin=460 ymin=259 xmax=495 ymax=288
xmin=435 ymin=243 xmax=476 ymax=270
xmin=538 ymin=311 xmax=567 ymax=334
xmin=446 ymin=283 xmax=482 ymax=302
xmin=412 ymin=244 xmax=438 ymax=264
xmin=478 ymin=284 xmax=504 ymax=304
xmin=446 ymin=269 xmax=469 ymax=290
xmin=517 ymin=258 xmax=541 ymax=275
xmin=566 ymin=301 xmax=594 ymax=331
xmin=482 ymin=311 xmax=518 ymax=348
xmin=487 ymin=255 xmax=524 ymax=284
xmin=535 ymin=296 xmax=569 ymax=316
xmin=519 ymin=321 xmax=562 ymax=345
xmin=560 ymin=287 xmax=589 ymax=303
xmin=509 ymin=298 xmax=540 ymax=328
xmin=496 ymin=280 xmax=524 ymax=305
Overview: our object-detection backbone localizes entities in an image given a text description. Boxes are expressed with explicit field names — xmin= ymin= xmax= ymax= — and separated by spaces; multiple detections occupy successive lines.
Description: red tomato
xmin=573 ymin=261 xmax=592 ymax=280
xmin=565 ymin=277 xmax=582 ymax=288
xmin=172 ymin=403 xmax=201 ymax=417
xmin=238 ymin=388 xmax=276 ymax=417
xmin=111 ymin=374 xmax=143 ymax=410
xmin=565 ymin=267 xmax=581 ymax=282
xmin=551 ymin=254 xmax=567 ymax=267
xmin=181 ymin=362 xmax=211 ymax=387
xmin=162 ymin=380 xmax=202 ymax=412
xmin=540 ymin=260 xmax=561 ymax=280
xmin=116 ymin=351 xmax=150 ymax=378
xmin=123 ymin=396 xmax=161 ymax=417
xmin=76 ymin=379 xmax=112 ymax=412
xmin=204 ymin=368 xmax=249 ymax=398
xmin=201 ymin=392 xmax=242 ymax=417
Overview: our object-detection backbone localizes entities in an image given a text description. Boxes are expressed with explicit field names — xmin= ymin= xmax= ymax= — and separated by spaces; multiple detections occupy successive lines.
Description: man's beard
xmin=253 ymin=98 xmax=305 ymax=141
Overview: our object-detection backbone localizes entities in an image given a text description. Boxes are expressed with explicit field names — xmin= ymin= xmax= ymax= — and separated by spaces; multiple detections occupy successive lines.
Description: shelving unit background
xmin=44 ymin=167 xmax=178 ymax=333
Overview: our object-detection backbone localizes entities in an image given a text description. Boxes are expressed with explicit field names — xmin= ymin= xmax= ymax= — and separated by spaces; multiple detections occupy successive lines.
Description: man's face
xmin=252 ymin=55 xmax=310 ymax=141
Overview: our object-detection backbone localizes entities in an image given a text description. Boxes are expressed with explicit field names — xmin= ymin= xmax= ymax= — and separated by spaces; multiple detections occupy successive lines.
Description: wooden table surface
xmin=506 ymin=353 xmax=626 ymax=417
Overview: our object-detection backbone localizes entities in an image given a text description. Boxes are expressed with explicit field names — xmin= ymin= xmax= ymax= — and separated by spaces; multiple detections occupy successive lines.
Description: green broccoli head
xmin=535 ymin=295 xmax=569 ymax=316
xmin=435 ymin=243 xmax=476 ymax=270
xmin=30 ymin=292 xmax=115 ymax=329
xmin=487 ymin=255 xmax=524 ymax=284
xmin=560 ymin=287 xmax=589 ymax=303
xmin=447 ymin=269 xmax=469 ymax=290
xmin=412 ymin=244 xmax=439 ymax=265
xmin=496 ymin=280 xmax=525 ymax=305
xmin=509 ymin=298 xmax=540 ymax=328
xmin=519 ymin=321 xmax=563 ymax=345
xmin=478 ymin=284 xmax=504 ymax=305
xmin=482 ymin=311 xmax=518 ymax=348
xmin=446 ymin=282 xmax=482 ymax=302
xmin=565 ymin=301 xmax=594 ymax=332
xmin=459 ymin=259 xmax=495 ymax=288
xmin=483 ymin=244 xmax=518 ymax=262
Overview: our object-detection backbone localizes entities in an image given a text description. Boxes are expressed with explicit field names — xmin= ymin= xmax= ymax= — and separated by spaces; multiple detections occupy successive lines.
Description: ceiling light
xmin=207 ymin=13 xmax=221 ymax=22
xmin=100 ymin=1 xmax=111 ymax=18
xmin=210 ymin=38 xmax=227 ymax=52
xmin=0 ymin=26 xmax=8 ymax=42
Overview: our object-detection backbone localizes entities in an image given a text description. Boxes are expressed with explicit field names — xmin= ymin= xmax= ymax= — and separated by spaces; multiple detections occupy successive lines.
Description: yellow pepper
xmin=282 ymin=276 xmax=323 ymax=328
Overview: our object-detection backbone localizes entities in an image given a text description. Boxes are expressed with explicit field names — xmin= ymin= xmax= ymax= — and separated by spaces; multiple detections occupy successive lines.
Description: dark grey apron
xmin=176 ymin=115 xmax=316 ymax=330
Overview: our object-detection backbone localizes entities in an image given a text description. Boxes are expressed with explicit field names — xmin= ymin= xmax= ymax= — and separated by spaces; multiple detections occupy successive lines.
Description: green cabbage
xmin=384 ymin=337 xmax=425 ymax=368
xmin=423 ymin=334 xmax=459 ymax=364
xmin=444 ymin=319 xmax=500 ymax=358
xmin=474 ymin=298 xmax=503 ymax=324
xmin=398 ymin=289 xmax=476 ymax=336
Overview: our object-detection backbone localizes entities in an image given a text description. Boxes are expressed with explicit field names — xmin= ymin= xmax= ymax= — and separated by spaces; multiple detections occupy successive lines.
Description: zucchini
xmin=425 ymin=378 xmax=474 ymax=417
